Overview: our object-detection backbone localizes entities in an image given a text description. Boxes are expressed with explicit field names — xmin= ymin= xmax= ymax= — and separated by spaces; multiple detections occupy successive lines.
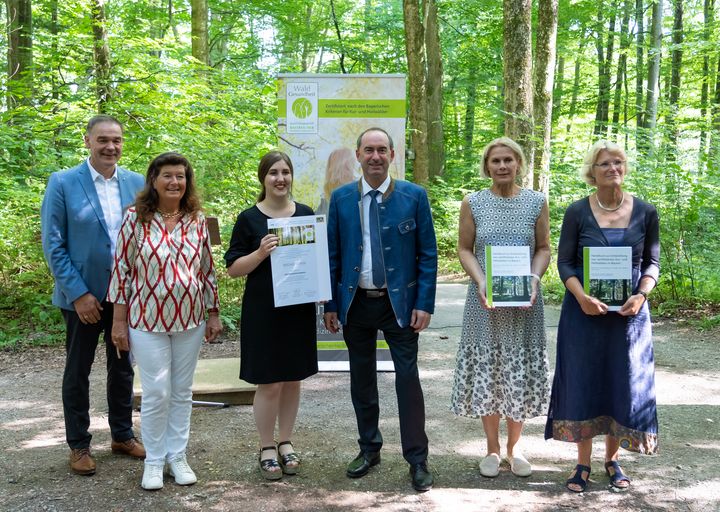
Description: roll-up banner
xmin=277 ymin=73 xmax=406 ymax=371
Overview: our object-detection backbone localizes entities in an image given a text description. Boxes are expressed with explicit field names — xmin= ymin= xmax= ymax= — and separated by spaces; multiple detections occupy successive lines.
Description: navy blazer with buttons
xmin=325 ymin=178 xmax=438 ymax=328
xmin=41 ymin=160 xmax=145 ymax=311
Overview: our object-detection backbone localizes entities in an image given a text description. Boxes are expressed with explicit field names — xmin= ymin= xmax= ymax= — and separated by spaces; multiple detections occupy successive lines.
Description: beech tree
xmin=503 ymin=0 xmax=534 ymax=187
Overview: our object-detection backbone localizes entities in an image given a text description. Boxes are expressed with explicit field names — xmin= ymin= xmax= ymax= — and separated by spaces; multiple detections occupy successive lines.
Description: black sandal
xmin=258 ymin=445 xmax=282 ymax=480
xmin=566 ymin=464 xmax=591 ymax=493
xmin=277 ymin=441 xmax=300 ymax=475
xmin=605 ymin=460 xmax=631 ymax=489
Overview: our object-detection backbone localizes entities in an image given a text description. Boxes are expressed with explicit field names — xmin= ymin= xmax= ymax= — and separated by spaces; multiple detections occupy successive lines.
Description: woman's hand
xmin=578 ymin=294 xmax=608 ymax=315
xmin=523 ymin=277 xmax=540 ymax=309
xmin=476 ymin=280 xmax=491 ymax=309
xmin=618 ymin=294 xmax=645 ymax=317
xmin=111 ymin=319 xmax=130 ymax=352
xmin=257 ymin=234 xmax=280 ymax=259
xmin=205 ymin=314 xmax=223 ymax=342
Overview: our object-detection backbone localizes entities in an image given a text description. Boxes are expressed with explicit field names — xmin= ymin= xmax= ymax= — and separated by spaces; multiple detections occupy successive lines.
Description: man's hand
xmin=410 ymin=309 xmax=431 ymax=333
xmin=73 ymin=293 xmax=103 ymax=324
xmin=324 ymin=312 xmax=340 ymax=334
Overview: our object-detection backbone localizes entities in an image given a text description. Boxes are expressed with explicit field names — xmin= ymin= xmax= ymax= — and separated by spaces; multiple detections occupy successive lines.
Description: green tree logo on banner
xmin=292 ymin=98 xmax=313 ymax=119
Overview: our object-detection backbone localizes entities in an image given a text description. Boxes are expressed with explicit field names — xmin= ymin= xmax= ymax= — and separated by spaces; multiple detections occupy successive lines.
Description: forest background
xmin=1 ymin=0 xmax=719 ymax=348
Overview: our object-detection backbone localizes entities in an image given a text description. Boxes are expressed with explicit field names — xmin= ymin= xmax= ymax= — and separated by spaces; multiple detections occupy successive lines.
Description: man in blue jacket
xmin=41 ymin=115 xmax=146 ymax=475
xmin=324 ymin=127 xmax=437 ymax=491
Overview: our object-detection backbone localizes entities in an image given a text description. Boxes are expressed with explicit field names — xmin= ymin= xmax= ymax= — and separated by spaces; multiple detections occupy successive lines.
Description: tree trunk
xmin=191 ymin=0 xmax=209 ymax=65
xmin=6 ymin=0 xmax=33 ymax=109
xmin=503 ymin=0 xmax=534 ymax=187
xmin=90 ymin=0 xmax=111 ymax=112
xmin=594 ymin=1 xmax=616 ymax=137
xmin=635 ymin=0 xmax=645 ymax=130
xmin=553 ymin=55 xmax=565 ymax=123
xmin=699 ymin=0 xmax=714 ymax=171
xmin=403 ymin=0 xmax=429 ymax=184
xmin=611 ymin=0 xmax=631 ymax=136
xmin=711 ymin=56 xmax=720 ymax=169
xmin=643 ymin=0 xmax=663 ymax=147
xmin=364 ymin=0 xmax=373 ymax=73
xmin=567 ymin=38 xmax=586 ymax=133
xmin=532 ymin=0 xmax=558 ymax=196
xmin=424 ymin=0 xmax=444 ymax=178
xmin=463 ymin=76 xmax=478 ymax=163
xmin=300 ymin=4 xmax=313 ymax=72
xmin=666 ymin=0 xmax=683 ymax=159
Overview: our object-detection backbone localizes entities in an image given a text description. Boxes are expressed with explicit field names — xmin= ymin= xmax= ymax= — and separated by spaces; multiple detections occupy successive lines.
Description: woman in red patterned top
xmin=108 ymin=152 xmax=222 ymax=491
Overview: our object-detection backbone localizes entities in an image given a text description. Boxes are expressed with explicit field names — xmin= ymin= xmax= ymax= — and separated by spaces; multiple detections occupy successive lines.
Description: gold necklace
xmin=596 ymin=193 xmax=624 ymax=212
xmin=158 ymin=209 xmax=182 ymax=219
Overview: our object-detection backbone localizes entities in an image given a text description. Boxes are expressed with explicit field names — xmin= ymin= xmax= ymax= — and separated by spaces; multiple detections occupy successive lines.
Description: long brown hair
xmin=257 ymin=151 xmax=293 ymax=202
xmin=135 ymin=152 xmax=202 ymax=222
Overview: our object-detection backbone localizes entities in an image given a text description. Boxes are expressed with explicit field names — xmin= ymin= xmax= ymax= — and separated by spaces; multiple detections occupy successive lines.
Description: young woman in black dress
xmin=224 ymin=151 xmax=318 ymax=480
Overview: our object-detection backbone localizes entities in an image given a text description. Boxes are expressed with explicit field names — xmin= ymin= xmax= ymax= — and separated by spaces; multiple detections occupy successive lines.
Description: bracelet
xmin=530 ymin=273 xmax=541 ymax=282
xmin=637 ymin=290 xmax=648 ymax=300
xmin=207 ymin=308 xmax=219 ymax=314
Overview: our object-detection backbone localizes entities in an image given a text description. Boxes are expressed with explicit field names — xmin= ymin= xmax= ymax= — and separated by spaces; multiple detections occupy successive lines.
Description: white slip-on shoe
xmin=507 ymin=452 xmax=533 ymax=477
xmin=479 ymin=453 xmax=501 ymax=478
xmin=141 ymin=463 xmax=164 ymax=490
xmin=169 ymin=455 xmax=197 ymax=485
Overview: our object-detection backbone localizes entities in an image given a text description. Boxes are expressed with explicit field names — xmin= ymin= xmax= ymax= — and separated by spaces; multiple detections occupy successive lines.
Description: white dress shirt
xmin=87 ymin=158 xmax=123 ymax=255
xmin=358 ymin=176 xmax=390 ymax=289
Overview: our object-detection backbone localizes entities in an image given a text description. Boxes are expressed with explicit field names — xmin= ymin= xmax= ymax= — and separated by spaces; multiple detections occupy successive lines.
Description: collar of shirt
xmin=87 ymin=157 xmax=118 ymax=182
xmin=361 ymin=175 xmax=390 ymax=199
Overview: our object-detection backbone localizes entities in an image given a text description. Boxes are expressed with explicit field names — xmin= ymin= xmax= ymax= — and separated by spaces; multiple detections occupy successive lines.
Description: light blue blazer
xmin=41 ymin=160 xmax=145 ymax=310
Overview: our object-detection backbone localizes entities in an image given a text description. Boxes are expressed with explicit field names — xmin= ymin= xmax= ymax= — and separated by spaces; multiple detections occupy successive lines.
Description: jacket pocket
xmin=397 ymin=218 xmax=416 ymax=234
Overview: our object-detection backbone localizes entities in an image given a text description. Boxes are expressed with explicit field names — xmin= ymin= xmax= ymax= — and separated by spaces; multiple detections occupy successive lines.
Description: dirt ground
xmin=1 ymin=282 xmax=719 ymax=512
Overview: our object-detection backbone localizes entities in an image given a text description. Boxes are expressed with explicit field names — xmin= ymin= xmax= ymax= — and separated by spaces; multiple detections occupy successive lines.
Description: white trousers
xmin=130 ymin=324 xmax=204 ymax=465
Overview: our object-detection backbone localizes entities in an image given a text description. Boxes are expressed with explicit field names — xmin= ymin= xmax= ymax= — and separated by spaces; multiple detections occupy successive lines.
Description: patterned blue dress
xmin=451 ymin=189 xmax=549 ymax=421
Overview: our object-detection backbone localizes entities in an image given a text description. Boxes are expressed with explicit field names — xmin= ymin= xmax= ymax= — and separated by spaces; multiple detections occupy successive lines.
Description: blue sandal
xmin=605 ymin=460 xmax=631 ymax=489
xmin=566 ymin=464 xmax=591 ymax=493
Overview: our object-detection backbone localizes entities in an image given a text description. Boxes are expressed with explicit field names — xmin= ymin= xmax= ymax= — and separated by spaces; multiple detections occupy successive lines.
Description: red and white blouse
xmin=108 ymin=207 xmax=220 ymax=332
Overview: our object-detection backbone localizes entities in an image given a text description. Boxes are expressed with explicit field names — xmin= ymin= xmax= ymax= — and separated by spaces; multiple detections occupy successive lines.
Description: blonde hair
xmin=480 ymin=137 xmax=528 ymax=178
xmin=324 ymin=147 xmax=357 ymax=198
xmin=581 ymin=140 xmax=629 ymax=185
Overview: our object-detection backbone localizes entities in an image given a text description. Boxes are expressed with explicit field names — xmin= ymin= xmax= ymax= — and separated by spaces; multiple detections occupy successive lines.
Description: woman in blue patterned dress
xmin=545 ymin=140 xmax=659 ymax=493
xmin=451 ymin=137 xmax=551 ymax=478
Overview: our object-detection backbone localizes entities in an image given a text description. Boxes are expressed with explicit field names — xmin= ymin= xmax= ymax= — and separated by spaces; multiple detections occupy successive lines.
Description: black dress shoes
xmin=410 ymin=461 xmax=433 ymax=491
xmin=346 ymin=451 xmax=381 ymax=478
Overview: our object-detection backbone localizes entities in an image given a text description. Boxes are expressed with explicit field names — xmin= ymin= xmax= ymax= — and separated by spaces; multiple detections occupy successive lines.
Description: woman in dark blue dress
xmin=545 ymin=140 xmax=660 ymax=492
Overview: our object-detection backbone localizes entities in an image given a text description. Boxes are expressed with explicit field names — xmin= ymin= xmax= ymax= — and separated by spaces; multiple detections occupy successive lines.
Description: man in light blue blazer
xmin=324 ymin=127 xmax=438 ymax=491
xmin=41 ymin=115 xmax=146 ymax=475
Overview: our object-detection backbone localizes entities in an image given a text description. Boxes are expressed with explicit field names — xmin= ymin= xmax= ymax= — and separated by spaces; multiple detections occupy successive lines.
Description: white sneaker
xmin=141 ymin=463 xmax=164 ymax=490
xmin=506 ymin=452 xmax=533 ymax=477
xmin=479 ymin=453 xmax=501 ymax=478
xmin=169 ymin=456 xmax=197 ymax=485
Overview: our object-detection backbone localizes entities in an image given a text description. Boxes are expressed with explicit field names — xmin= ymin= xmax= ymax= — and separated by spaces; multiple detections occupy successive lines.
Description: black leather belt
xmin=358 ymin=288 xmax=387 ymax=298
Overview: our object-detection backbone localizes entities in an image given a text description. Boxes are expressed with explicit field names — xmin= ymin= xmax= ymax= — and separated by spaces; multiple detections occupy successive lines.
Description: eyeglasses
xmin=593 ymin=159 xmax=625 ymax=170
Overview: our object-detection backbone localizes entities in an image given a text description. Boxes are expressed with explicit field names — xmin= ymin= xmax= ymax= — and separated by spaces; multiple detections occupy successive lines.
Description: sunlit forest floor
xmin=1 ymin=283 xmax=718 ymax=511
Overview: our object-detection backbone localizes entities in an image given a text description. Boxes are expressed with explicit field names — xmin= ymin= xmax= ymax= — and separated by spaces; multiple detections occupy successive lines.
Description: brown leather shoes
xmin=111 ymin=438 xmax=146 ymax=459
xmin=70 ymin=448 xmax=96 ymax=475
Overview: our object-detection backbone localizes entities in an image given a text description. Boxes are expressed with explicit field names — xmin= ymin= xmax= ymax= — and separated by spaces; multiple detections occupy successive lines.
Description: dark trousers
xmin=61 ymin=303 xmax=135 ymax=449
xmin=343 ymin=293 xmax=429 ymax=465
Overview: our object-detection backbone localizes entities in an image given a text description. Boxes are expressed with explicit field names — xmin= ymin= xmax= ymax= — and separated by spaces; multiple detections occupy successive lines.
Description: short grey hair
xmin=580 ymin=140 xmax=629 ymax=185
xmin=480 ymin=137 xmax=527 ymax=178
xmin=356 ymin=127 xmax=394 ymax=150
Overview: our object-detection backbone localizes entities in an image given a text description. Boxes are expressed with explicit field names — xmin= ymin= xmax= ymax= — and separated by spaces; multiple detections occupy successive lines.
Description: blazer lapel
xmin=117 ymin=167 xmax=139 ymax=208
xmin=77 ymin=162 xmax=110 ymax=237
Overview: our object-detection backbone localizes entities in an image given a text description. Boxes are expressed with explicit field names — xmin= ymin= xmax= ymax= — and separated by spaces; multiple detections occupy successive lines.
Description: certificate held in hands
xmin=268 ymin=215 xmax=332 ymax=307
xmin=485 ymin=245 xmax=532 ymax=307
xmin=583 ymin=246 xmax=632 ymax=311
